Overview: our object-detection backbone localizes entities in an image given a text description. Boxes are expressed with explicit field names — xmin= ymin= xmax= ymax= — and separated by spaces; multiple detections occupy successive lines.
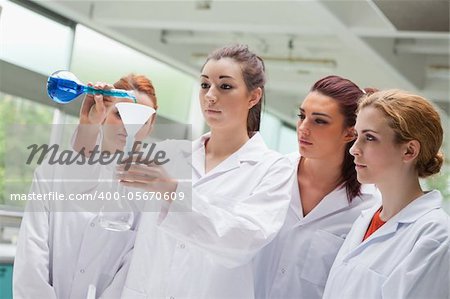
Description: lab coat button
xmin=180 ymin=243 xmax=185 ymax=249
xmin=90 ymin=222 xmax=95 ymax=227
xmin=80 ymin=269 xmax=85 ymax=273
xmin=280 ymin=267 xmax=286 ymax=274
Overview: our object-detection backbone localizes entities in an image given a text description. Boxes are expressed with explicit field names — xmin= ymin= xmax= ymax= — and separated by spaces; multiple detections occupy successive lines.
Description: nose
xmin=205 ymin=89 xmax=218 ymax=104
xmin=297 ymin=119 xmax=310 ymax=136
xmin=349 ymin=139 xmax=360 ymax=156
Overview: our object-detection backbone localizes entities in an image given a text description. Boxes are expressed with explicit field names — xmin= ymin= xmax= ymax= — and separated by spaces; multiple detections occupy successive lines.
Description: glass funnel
xmin=47 ymin=70 xmax=136 ymax=104
xmin=98 ymin=103 xmax=154 ymax=232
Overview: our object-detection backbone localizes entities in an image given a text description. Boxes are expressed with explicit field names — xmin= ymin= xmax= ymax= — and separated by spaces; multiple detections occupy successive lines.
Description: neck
xmin=299 ymin=152 xmax=344 ymax=189
xmin=377 ymin=176 xmax=423 ymax=221
xmin=207 ymin=127 xmax=250 ymax=158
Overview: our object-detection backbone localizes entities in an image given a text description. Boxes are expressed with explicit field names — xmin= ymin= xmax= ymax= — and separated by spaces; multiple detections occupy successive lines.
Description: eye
xmin=366 ymin=134 xmax=376 ymax=141
xmin=200 ymin=82 xmax=210 ymax=89
xmin=115 ymin=111 xmax=121 ymax=119
xmin=220 ymin=83 xmax=232 ymax=90
xmin=315 ymin=118 xmax=328 ymax=125
xmin=297 ymin=113 xmax=305 ymax=120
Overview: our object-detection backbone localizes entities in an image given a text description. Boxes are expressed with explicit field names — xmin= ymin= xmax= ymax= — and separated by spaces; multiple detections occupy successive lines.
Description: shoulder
xmin=411 ymin=208 xmax=450 ymax=242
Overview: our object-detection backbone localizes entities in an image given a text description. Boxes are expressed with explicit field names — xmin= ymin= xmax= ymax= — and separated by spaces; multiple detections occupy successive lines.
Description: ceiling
xmin=29 ymin=0 xmax=449 ymax=126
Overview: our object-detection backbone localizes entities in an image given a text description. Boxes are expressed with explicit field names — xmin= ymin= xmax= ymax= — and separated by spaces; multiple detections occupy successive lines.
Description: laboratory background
xmin=0 ymin=0 xmax=449 ymax=297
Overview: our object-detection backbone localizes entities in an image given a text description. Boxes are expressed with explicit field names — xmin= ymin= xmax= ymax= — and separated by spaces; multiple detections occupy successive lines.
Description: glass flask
xmin=47 ymin=70 xmax=136 ymax=104
xmin=98 ymin=168 xmax=135 ymax=232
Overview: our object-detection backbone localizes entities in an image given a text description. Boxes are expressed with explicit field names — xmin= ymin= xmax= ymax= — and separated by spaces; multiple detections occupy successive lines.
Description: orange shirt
xmin=363 ymin=208 xmax=386 ymax=241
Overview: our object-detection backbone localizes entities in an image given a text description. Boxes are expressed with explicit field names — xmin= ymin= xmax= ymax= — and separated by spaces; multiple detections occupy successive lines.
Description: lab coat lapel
xmin=197 ymin=155 xmax=241 ymax=183
xmin=341 ymin=204 xmax=382 ymax=260
xmin=192 ymin=132 xmax=265 ymax=186
xmin=299 ymin=187 xmax=351 ymax=225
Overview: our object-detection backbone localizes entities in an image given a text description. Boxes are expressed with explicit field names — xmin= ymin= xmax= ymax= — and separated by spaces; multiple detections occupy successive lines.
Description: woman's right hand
xmin=74 ymin=82 xmax=114 ymax=156
xmin=79 ymin=82 xmax=114 ymax=125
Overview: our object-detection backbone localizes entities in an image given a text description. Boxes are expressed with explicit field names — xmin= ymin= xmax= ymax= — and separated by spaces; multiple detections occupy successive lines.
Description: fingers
xmin=116 ymin=165 xmax=163 ymax=182
xmin=116 ymin=157 xmax=171 ymax=184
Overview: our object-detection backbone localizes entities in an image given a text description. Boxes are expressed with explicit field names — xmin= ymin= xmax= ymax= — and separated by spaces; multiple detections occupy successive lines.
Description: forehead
xmin=111 ymin=91 xmax=154 ymax=108
xmin=202 ymin=58 xmax=243 ymax=79
xmin=355 ymin=106 xmax=390 ymax=131
xmin=301 ymin=91 xmax=341 ymax=115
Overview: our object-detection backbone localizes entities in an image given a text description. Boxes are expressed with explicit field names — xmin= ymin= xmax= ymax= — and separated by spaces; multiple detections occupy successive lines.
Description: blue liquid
xmin=47 ymin=77 xmax=84 ymax=104
xmin=47 ymin=77 xmax=137 ymax=104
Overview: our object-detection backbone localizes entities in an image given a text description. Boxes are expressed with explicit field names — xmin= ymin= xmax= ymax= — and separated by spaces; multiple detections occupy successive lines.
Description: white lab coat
xmin=253 ymin=152 xmax=379 ymax=299
xmin=122 ymin=132 xmax=295 ymax=299
xmin=13 ymin=157 xmax=138 ymax=299
xmin=323 ymin=190 xmax=450 ymax=299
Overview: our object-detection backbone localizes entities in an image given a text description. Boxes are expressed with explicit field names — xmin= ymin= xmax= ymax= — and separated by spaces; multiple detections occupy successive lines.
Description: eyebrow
xmin=361 ymin=129 xmax=379 ymax=134
xmin=200 ymin=74 xmax=235 ymax=80
xmin=299 ymin=108 xmax=332 ymax=118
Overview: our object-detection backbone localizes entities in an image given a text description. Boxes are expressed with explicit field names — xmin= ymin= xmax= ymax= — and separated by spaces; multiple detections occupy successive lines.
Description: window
xmin=278 ymin=125 xmax=298 ymax=154
xmin=0 ymin=92 xmax=55 ymax=208
xmin=0 ymin=0 xmax=72 ymax=75
xmin=70 ymin=25 xmax=195 ymax=123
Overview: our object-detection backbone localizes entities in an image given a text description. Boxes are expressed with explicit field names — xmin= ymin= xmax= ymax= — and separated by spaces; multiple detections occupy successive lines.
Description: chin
xmin=356 ymin=175 xmax=372 ymax=185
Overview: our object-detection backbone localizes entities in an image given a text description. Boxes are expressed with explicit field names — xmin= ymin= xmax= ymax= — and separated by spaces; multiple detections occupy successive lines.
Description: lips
xmin=299 ymin=139 xmax=313 ymax=146
xmin=354 ymin=162 xmax=367 ymax=169
xmin=205 ymin=109 xmax=221 ymax=114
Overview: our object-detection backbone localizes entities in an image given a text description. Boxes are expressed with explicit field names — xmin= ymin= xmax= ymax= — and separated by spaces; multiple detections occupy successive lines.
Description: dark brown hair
xmin=311 ymin=75 xmax=371 ymax=201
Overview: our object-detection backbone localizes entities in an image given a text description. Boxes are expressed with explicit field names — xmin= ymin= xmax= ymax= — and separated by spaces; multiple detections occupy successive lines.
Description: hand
xmin=79 ymin=82 xmax=115 ymax=125
xmin=116 ymin=154 xmax=178 ymax=195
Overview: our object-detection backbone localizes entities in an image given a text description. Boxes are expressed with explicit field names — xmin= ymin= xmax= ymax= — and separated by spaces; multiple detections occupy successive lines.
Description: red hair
xmin=114 ymin=74 xmax=158 ymax=109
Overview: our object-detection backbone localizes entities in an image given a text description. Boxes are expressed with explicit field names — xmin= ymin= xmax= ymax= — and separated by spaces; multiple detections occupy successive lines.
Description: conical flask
xmin=47 ymin=70 xmax=136 ymax=104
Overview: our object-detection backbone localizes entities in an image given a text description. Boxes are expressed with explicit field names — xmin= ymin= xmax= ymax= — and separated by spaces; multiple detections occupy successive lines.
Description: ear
xmin=402 ymin=140 xmax=420 ymax=163
xmin=248 ymin=87 xmax=262 ymax=109
xmin=343 ymin=127 xmax=356 ymax=143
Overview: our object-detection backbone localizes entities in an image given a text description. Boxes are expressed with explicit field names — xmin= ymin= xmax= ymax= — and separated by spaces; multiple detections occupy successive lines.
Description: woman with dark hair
xmin=254 ymin=75 xmax=379 ymax=299
xmin=323 ymin=90 xmax=449 ymax=299
xmin=121 ymin=44 xmax=294 ymax=298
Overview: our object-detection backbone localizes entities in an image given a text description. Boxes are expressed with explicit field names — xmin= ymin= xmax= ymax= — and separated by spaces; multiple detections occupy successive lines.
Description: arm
xmin=158 ymin=157 xmax=295 ymax=268
xmin=13 ymin=173 xmax=57 ymax=299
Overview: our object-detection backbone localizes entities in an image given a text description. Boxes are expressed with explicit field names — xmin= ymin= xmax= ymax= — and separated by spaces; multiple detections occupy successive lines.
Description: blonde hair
xmin=358 ymin=89 xmax=444 ymax=178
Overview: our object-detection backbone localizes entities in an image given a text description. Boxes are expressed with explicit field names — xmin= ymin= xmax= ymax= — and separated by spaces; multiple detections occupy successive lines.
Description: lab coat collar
xmin=343 ymin=190 xmax=443 ymax=260
xmin=192 ymin=131 xmax=266 ymax=178
xmin=287 ymin=152 xmax=354 ymax=224
xmin=359 ymin=189 xmax=442 ymax=225
xmin=386 ymin=190 xmax=442 ymax=224
xmin=302 ymin=185 xmax=352 ymax=224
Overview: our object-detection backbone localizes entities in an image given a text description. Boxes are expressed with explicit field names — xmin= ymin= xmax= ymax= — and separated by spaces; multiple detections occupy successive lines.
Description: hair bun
xmin=419 ymin=152 xmax=444 ymax=177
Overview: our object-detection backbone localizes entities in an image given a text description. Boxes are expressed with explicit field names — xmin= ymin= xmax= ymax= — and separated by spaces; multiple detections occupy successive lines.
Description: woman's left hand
xmin=116 ymin=154 xmax=178 ymax=194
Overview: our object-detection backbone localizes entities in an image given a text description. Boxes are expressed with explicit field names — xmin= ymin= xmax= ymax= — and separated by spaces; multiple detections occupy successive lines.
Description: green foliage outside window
xmin=0 ymin=93 xmax=54 ymax=207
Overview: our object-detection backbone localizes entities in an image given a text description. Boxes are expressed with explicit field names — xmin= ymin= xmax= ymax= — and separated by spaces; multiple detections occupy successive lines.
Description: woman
xmin=323 ymin=90 xmax=449 ymax=299
xmin=13 ymin=74 xmax=157 ymax=299
xmin=121 ymin=44 xmax=294 ymax=298
xmin=253 ymin=75 xmax=379 ymax=299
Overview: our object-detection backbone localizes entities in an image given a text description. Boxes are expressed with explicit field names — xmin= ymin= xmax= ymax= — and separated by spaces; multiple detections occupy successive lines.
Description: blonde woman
xmin=324 ymin=90 xmax=449 ymax=299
